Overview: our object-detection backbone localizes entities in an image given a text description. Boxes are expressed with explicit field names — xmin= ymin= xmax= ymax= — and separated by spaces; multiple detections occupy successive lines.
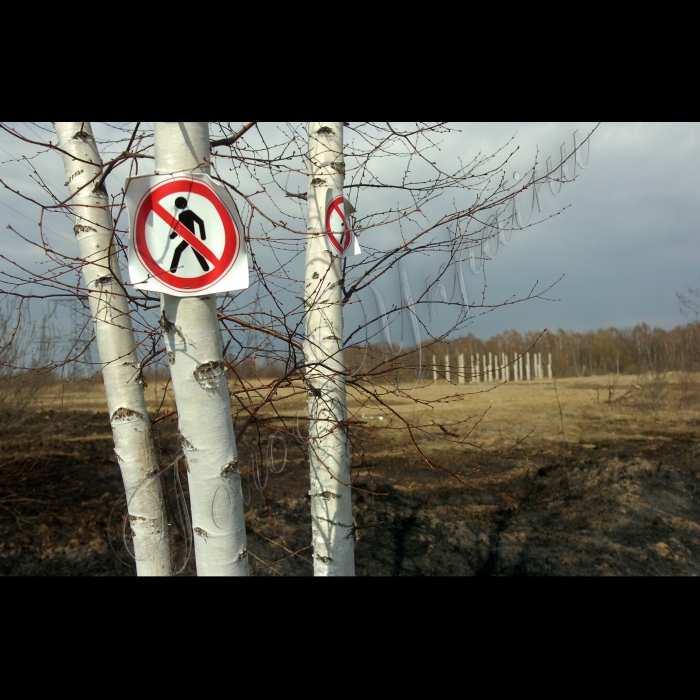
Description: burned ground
xmin=2 ymin=375 xmax=699 ymax=575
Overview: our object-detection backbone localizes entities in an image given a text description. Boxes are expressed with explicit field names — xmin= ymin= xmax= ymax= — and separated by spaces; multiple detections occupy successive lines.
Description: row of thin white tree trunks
xmin=431 ymin=352 xmax=553 ymax=383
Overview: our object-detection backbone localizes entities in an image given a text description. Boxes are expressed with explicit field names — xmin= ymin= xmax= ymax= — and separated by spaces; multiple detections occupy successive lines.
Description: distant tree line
xmin=15 ymin=315 xmax=697 ymax=383
xmin=447 ymin=322 xmax=700 ymax=378
xmin=336 ymin=321 xmax=700 ymax=383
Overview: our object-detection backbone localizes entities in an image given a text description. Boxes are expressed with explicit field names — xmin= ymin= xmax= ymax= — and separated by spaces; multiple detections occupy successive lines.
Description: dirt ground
xmin=2 ymin=372 xmax=700 ymax=576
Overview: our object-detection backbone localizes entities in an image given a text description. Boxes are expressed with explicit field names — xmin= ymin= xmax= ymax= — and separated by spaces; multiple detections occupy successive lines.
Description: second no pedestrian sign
xmin=125 ymin=173 xmax=249 ymax=296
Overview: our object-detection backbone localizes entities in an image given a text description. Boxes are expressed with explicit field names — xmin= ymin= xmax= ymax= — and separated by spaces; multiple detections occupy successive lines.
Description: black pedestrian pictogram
xmin=130 ymin=174 xmax=246 ymax=296
xmin=169 ymin=197 xmax=210 ymax=273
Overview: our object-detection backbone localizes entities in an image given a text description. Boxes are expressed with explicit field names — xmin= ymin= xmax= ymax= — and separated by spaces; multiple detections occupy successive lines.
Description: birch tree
xmin=154 ymin=122 xmax=248 ymax=576
xmin=304 ymin=122 xmax=354 ymax=575
xmin=54 ymin=122 xmax=170 ymax=576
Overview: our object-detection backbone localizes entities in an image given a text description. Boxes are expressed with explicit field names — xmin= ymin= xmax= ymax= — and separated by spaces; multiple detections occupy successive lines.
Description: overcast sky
xmin=1 ymin=122 xmax=697 ymax=346
xmin=458 ymin=121 xmax=700 ymax=337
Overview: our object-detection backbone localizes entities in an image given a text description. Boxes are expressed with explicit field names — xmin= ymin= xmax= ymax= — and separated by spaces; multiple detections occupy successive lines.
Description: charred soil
xmin=2 ymin=375 xmax=700 ymax=575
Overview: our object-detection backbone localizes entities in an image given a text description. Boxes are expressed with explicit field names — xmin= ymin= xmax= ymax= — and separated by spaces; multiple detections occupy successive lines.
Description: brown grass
xmin=3 ymin=371 xmax=699 ymax=575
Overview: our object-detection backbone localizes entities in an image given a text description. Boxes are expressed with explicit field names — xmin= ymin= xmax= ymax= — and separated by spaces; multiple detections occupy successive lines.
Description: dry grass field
xmin=2 ymin=371 xmax=700 ymax=575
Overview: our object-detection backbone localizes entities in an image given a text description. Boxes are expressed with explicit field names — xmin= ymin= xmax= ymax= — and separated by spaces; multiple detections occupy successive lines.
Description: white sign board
xmin=125 ymin=173 xmax=249 ymax=296
xmin=324 ymin=189 xmax=361 ymax=258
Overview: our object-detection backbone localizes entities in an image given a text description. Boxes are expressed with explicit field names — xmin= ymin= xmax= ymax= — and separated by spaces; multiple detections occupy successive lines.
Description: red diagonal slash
xmin=152 ymin=199 xmax=220 ymax=267
xmin=328 ymin=198 xmax=348 ymax=249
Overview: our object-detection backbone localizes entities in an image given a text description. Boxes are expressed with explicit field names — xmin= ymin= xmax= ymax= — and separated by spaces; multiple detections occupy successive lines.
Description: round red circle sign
xmin=325 ymin=194 xmax=351 ymax=255
xmin=134 ymin=176 xmax=241 ymax=293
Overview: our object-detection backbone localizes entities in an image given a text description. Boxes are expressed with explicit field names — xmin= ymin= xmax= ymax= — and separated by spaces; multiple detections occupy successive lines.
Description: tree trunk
xmin=304 ymin=122 xmax=355 ymax=576
xmin=54 ymin=122 xmax=170 ymax=576
xmin=155 ymin=122 xmax=248 ymax=576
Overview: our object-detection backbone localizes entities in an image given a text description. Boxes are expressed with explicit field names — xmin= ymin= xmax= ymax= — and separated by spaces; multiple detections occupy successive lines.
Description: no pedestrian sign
xmin=325 ymin=189 xmax=361 ymax=258
xmin=125 ymin=173 xmax=249 ymax=296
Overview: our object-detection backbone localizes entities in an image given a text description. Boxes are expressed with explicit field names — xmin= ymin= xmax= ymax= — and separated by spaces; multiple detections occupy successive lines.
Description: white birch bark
xmin=155 ymin=122 xmax=248 ymax=576
xmin=445 ymin=355 xmax=451 ymax=383
xmin=304 ymin=122 xmax=354 ymax=576
xmin=54 ymin=122 xmax=170 ymax=576
xmin=458 ymin=353 xmax=465 ymax=384
xmin=526 ymin=352 xmax=531 ymax=381
xmin=432 ymin=355 xmax=438 ymax=382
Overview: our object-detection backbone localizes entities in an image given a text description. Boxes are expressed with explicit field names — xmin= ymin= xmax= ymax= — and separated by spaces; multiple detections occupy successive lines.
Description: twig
xmin=258 ymin=532 xmax=313 ymax=566
xmin=211 ymin=122 xmax=257 ymax=148
xmin=248 ymin=549 xmax=283 ymax=576
xmin=256 ymin=545 xmax=313 ymax=571
xmin=551 ymin=373 xmax=571 ymax=497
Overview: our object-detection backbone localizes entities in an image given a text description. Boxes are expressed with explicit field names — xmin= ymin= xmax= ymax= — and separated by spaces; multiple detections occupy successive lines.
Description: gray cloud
xmin=1 ymin=122 xmax=697 ymax=347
